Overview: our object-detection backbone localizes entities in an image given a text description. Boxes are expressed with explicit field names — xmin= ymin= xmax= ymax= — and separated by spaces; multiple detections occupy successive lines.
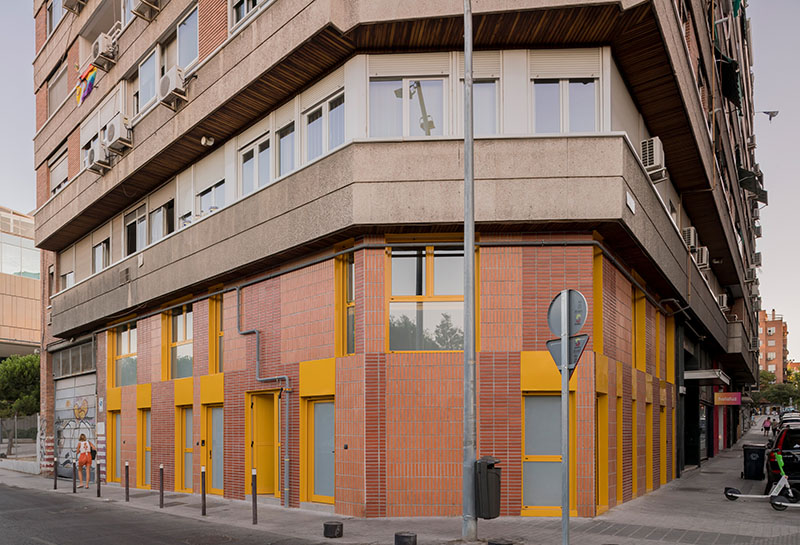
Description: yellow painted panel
xmin=299 ymin=358 xmax=335 ymax=397
xmin=520 ymin=351 xmax=577 ymax=392
xmin=174 ymin=377 xmax=193 ymax=406
xmin=201 ymin=373 xmax=224 ymax=405
xmin=631 ymin=370 xmax=638 ymax=401
xmin=596 ymin=393 xmax=609 ymax=512
xmin=521 ymin=507 xmax=579 ymax=517
xmin=595 ymin=354 xmax=608 ymax=394
xmin=645 ymin=402 xmax=653 ymax=492
xmin=136 ymin=383 xmax=152 ymax=409
xmin=107 ymin=387 xmax=121 ymax=411
xmin=660 ymin=406 xmax=667 ymax=485
xmin=660 ymin=383 xmax=667 ymax=407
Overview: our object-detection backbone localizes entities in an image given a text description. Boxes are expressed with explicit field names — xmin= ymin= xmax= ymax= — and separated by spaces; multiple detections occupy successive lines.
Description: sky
xmin=0 ymin=1 xmax=794 ymax=354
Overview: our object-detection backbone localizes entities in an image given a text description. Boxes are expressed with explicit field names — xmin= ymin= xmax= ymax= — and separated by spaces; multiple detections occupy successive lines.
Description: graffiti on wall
xmin=54 ymin=395 xmax=96 ymax=477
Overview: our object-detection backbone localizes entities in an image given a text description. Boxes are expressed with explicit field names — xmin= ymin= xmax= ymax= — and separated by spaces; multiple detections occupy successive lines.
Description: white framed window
xmin=92 ymin=239 xmax=110 ymax=274
xmin=768 ymin=340 xmax=776 ymax=347
xmin=532 ymin=78 xmax=598 ymax=133
xmin=198 ymin=181 xmax=225 ymax=215
xmin=369 ymin=78 xmax=447 ymax=138
xmin=768 ymin=364 xmax=776 ymax=372
xmin=758 ymin=327 xmax=763 ymax=334
xmin=48 ymin=64 xmax=69 ymax=118
xmin=122 ymin=0 xmax=135 ymax=27
xmin=60 ymin=271 xmax=75 ymax=290
xmin=46 ymin=0 xmax=64 ymax=37
xmin=767 ymin=327 xmax=776 ymax=335
xmin=472 ymin=80 xmax=498 ymax=136
xmin=231 ymin=0 xmax=259 ymax=28
xmin=124 ymin=205 xmax=147 ymax=256
xmin=767 ymin=352 xmax=776 ymax=361
xmin=138 ymin=50 xmax=158 ymax=113
xmin=177 ymin=7 xmax=199 ymax=71
xmin=149 ymin=200 xmax=175 ymax=244
xmin=239 ymin=135 xmax=272 ymax=197
xmin=304 ymin=92 xmax=345 ymax=162
xmin=49 ymin=146 xmax=69 ymax=194
xmin=278 ymin=123 xmax=295 ymax=177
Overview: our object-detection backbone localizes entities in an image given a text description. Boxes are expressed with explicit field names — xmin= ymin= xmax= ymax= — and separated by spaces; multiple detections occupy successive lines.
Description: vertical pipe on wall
xmin=461 ymin=0 xmax=477 ymax=541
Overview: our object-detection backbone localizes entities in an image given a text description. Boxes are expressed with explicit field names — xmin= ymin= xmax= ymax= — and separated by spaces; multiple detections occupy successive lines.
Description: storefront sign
xmin=714 ymin=392 xmax=741 ymax=405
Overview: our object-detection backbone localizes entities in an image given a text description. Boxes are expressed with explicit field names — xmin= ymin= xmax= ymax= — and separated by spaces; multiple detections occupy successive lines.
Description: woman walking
xmin=76 ymin=433 xmax=94 ymax=489
xmin=763 ymin=417 xmax=771 ymax=437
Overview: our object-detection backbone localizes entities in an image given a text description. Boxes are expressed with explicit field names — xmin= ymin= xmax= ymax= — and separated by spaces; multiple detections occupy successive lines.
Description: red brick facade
xmin=198 ymin=0 xmax=228 ymax=62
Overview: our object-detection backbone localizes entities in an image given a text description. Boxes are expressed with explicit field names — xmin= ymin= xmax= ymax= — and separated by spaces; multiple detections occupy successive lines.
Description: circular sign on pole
xmin=547 ymin=289 xmax=588 ymax=337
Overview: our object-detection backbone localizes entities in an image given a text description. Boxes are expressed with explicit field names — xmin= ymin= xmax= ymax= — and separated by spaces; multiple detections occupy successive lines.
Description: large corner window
xmin=369 ymin=78 xmax=446 ymax=138
xmin=240 ymin=135 xmax=271 ymax=197
xmin=138 ymin=50 xmax=157 ymax=111
xmin=124 ymin=205 xmax=147 ymax=256
xmin=177 ymin=6 xmax=199 ymax=70
xmin=92 ymin=239 xmax=110 ymax=274
xmin=169 ymin=304 xmax=194 ymax=379
xmin=149 ymin=200 xmax=175 ymax=244
xmin=337 ymin=252 xmax=355 ymax=356
xmin=388 ymin=245 xmax=465 ymax=351
xmin=115 ymin=323 xmax=137 ymax=387
xmin=533 ymin=78 xmax=597 ymax=133
xmin=278 ymin=124 xmax=295 ymax=177
xmin=305 ymin=92 xmax=345 ymax=162
xmin=198 ymin=181 xmax=225 ymax=215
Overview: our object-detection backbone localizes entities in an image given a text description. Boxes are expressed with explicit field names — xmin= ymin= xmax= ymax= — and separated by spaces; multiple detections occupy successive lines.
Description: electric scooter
xmin=725 ymin=454 xmax=800 ymax=511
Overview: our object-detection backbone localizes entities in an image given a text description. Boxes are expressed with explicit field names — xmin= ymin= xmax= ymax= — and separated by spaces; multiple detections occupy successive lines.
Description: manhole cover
xmin=184 ymin=535 xmax=233 ymax=545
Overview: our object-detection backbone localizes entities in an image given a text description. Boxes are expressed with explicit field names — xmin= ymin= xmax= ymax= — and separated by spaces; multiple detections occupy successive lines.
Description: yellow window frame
xmin=108 ymin=410 xmax=121 ymax=483
xmin=162 ymin=304 xmax=193 ymax=381
xmin=385 ymin=241 xmax=478 ymax=353
xmin=112 ymin=323 xmax=137 ymax=387
xmin=209 ymin=296 xmax=224 ymax=374
xmin=137 ymin=408 xmax=151 ymax=489
xmin=335 ymin=246 xmax=356 ymax=357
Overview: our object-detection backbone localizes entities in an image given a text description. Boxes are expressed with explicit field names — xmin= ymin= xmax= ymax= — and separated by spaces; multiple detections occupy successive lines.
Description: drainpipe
xmin=235 ymin=285 xmax=291 ymax=508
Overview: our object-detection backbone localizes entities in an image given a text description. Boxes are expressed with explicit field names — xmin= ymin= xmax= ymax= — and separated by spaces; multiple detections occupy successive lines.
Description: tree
xmin=434 ymin=313 xmax=463 ymax=350
xmin=763 ymin=383 xmax=800 ymax=407
xmin=760 ymin=370 xmax=776 ymax=389
xmin=0 ymin=354 xmax=40 ymax=456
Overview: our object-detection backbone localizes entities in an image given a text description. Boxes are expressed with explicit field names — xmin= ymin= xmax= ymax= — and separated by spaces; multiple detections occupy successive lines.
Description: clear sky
xmin=0 ymin=1 xmax=35 ymax=215
xmin=0 ymin=1 xmax=794 ymax=356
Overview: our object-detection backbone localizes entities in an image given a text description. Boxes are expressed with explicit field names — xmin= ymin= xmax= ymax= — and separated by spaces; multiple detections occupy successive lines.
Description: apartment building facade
xmin=759 ymin=310 xmax=788 ymax=383
xmin=0 ymin=207 xmax=40 ymax=360
xmin=34 ymin=0 xmax=763 ymax=517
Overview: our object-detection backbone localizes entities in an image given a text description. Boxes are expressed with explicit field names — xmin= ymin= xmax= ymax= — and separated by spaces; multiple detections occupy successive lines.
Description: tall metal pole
xmin=560 ymin=291 xmax=570 ymax=545
xmin=462 ymin=0 xmax=477 ymax=541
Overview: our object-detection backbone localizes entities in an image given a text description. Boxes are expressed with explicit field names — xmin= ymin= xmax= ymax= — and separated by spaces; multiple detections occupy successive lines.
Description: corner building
xmin=35 ymin=0 xmax=764 ymax=517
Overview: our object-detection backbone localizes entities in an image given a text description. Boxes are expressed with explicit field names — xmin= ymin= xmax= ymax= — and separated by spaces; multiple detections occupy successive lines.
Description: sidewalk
xmin=1 ymin=419 xmax=797 ymax=545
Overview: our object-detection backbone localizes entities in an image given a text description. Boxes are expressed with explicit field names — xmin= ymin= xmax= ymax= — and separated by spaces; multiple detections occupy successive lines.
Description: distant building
xmin=786 ymin=360 xmax=800 ymax=377
xmin=0 ymin=207 xmax=40 ymax=360
xmin=759 ymin=310 xmax=789 ymax=382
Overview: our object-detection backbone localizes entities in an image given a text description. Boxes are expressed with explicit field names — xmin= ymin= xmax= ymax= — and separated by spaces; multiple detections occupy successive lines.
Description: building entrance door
xmin=250 ymin=393 xmax=278 ymax=495
xmin=308 ymin=399 xmax=334 ymax=504
xmin=522 ymin=395 xmax=562 ymax=515
xmin=207 ymin=406 xmax=224 ymax=495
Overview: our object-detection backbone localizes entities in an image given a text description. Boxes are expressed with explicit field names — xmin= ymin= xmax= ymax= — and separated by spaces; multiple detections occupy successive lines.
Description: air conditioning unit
xmin=749 ymin=337 xmax=760 ymax=352
xmin=105 ymin=112 xmax=132 ymax=154
xmin=132 ymin=0 xmax=160 ymax=22
xmin=753 ymin=223 xmax=762 ymax=238
xmin=751 ymin=295 xmax=762 ymax=312
xmin=747 ymin=134 xmax=757 ymax=150
xmin=753 ymin=252 xmax=762 ymax=267
xmin=717 ymin=293 xmax=729 ymax=311
xmin=695 ymin=246 xmax=710 ymax=269
xmin=640 ymin=137 xmax=666 ymax=180
xmin=682 ymin=226 xmax=698 ymax=250
xmin=64 ymin=0 xmax=87 ymax=14
xmin=87 ymin=142 xmax=111 ymax=174
xmin=91 ymin=33 xmax=116 ymax=71
xmin=752 ymin=205 xmax=760 ymax=220
xmin=744 ymin=267 xmax=756 ymax=282
xmin=158 ymin=66 xmax=186 ymax=110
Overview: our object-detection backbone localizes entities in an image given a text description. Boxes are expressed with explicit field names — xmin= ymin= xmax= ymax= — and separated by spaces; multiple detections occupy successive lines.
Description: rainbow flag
xmin=76 ymin=66 xmax=97 ymax=106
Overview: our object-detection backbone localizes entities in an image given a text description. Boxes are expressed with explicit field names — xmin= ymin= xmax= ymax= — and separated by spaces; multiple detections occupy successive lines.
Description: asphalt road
xmin=0 ymin=483 xmax=325 ymax=545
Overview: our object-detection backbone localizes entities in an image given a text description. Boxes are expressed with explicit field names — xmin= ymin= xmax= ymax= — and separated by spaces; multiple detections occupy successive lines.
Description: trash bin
xmin=475 ymin=455 xmax=501 ymax=519
xmin=742 ymin=443 xmax=767 ymax=480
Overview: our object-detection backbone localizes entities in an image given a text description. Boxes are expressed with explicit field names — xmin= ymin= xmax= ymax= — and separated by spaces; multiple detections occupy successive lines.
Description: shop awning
xmin=684 ymin=369 xmax=731 ymax=386
xmin=715 ymin=47 xmax=742 ymax=108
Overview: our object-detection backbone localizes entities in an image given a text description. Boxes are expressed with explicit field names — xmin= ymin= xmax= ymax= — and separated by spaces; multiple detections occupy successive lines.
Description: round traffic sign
xmin=547 ymin=289 xmax=588 ymax=337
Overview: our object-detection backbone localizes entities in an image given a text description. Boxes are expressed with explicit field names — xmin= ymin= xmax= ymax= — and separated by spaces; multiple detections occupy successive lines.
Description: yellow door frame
xmin=203 ymin=404 xmax=224 ymax=495
xmin=302 ymin=396 xmax=335 ymax=504
xmin=244 ymin=390 xmax=281 ymax=497
xmin=137 ymin=409 xmax=151 ymax=489
xmin=175 ymin=406 xmax=193 ymax=493
xmin=108 ymin=410 xmax=121 ymax=483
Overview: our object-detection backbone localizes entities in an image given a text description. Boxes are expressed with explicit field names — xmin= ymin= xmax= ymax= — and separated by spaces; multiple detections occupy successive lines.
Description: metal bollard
xmin=72 ymin=461 xmax=76 ymax=493
xmin=96 ymin=461 xmax=101 ymax=498
xmin=394 ymin=532 xmax=416 ymax=545
xmin=251 ymin=469 xmax=257 ymax=525
xmin=125 ymin=462 xmax=129 ymax=502
xmin=159 ymin=464 xmax=164 ymax=508
xmin=201 ymin=466 xmax=207 ymax=516
xmin=53 ymin=459 xmax=58 ymax=490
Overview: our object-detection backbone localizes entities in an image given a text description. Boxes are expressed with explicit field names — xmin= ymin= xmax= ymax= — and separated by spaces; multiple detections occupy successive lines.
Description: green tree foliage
xmin=764 ymin=383 xmax=800 ymax=407
xmin=389 ymin=312 xmax=464 ymax=351
xmin=760 ymin=370 xmax=776 ymax=388
xmin=0 ymin=354 xmax=40 ymax=418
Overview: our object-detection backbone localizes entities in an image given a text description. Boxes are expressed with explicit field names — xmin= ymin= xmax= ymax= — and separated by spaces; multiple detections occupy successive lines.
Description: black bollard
xmin=124 ymin=462 xmax=129 ymax=502
xmin=159 ymin=464 xmax=164 ymax=508
xmin=96 ymin=461 xmax=101 ymax=497
xmin=323 ymin=521 xmax=343 ymax=539
xmin=394 ymin=532 xmax=416 ymax=545
xmin=201 ymin=466 xmax=206 ymax=516
xmin=53 ymin=458 xmax=58 ymax=490
xmin=72 ymin=461 xmax=76 ymax=493
xmin=251 ymin=469 xmax=257 ymax=524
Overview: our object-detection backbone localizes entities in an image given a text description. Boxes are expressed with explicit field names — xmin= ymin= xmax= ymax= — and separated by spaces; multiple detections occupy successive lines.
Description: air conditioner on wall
xmin=753 ymin=252 xmax=762 ymax=267
xmin=695 ymin=246 xmax=710 ymax=269
xmin=640 ymin=137 xmax=667 ymax=180
xmin=751 ymin=295 xmax=762 ymax=312
xmin=91 ymin=33 xmax=116 ymax=71
xmin=752 ymin=205 xmax=760 ymax=220
xmin=105 ymin=112 xmax=132 ymax=154
xmin=132 ymin=0 xmax=160 ymax=22
xmin=63 ymin=0 xmax=87 ymax=14
xmin=717 ymin=293 xmax=729 ymax=311
xmin=87 ymin=142 xmax=111 ymax=174
xmin=745 ymin=267 xmax=756 ymax=282
xmin=747 ymin=134 xmax=757 ymax=150
xmin=158 ymin=66 xmax=186 ymax=110
xmin=749 ymin=337 xmax=759 ymax=352
xmin=753 ymin=223 xmax=762 ymax=238
xmin=682 ymin=226 xmax=698 ymax=250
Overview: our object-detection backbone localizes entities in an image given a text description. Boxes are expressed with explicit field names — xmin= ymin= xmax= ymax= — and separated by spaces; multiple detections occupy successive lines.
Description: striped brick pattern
xmin=479 ymin=241 xmax=522 ymax=352
xmin=364 ymin=352 xmax=386 ymax=517
xmin=576 ymin=351 xmax=596 ymax=516
xmin=335 ymin=354 xmax=366 ymax=516
xmin=198 ymin=0 xmax=227 ymax=61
